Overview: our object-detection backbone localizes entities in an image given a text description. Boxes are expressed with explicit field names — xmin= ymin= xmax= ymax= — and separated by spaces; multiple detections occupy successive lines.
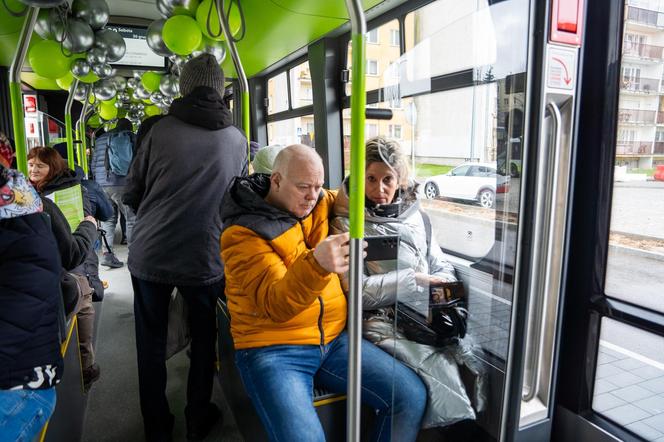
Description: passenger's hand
xmin=313 ymin=232 xmax=351 ymax=274
xmin=415 ymin=273 xmax=448 ymax=287
xmin=83 ymin=215 xmax=97 ymax=228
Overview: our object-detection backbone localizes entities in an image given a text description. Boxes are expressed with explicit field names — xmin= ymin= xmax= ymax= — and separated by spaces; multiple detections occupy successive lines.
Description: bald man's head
xmin=265 ymin=144 xmax=325 ymax=218
xmin=271 ymin=144 xmax=323 ymax=178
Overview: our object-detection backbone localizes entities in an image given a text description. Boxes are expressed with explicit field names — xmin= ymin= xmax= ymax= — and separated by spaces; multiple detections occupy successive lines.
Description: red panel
xmin=550 ymin=0 xmax=584 ymax=46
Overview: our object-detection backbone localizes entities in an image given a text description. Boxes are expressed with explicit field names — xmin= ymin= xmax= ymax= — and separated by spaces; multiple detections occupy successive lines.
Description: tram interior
xmin=3 ymin=0 xmax=664 ymax=441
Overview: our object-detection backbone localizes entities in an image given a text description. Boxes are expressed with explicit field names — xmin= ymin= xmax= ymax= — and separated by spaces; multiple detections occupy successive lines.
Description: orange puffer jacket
xmin=220 ymin=174 xmax=347 ymax=350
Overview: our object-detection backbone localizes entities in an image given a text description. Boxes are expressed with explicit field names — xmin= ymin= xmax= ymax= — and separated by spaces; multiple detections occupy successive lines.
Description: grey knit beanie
xmin=179 ymin=53 xmax=225 ymax=97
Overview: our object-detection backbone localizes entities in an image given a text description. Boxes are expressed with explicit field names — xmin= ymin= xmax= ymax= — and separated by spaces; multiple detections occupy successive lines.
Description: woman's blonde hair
xmin=365 ymin=136 xmax=409 ymax=186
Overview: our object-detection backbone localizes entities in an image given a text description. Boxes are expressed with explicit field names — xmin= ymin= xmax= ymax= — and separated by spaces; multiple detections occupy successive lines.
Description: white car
xmin=420 ymin=162 xmax=509 ymax=209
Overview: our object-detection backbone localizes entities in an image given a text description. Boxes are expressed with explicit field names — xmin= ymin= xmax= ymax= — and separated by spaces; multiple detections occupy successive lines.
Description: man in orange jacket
xmin=221 ymin=144 xmax=426 ymax=442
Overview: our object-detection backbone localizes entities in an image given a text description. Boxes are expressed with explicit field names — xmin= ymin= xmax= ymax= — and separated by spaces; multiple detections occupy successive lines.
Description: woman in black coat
xmin=0 ymin=167 xmax=62 ymax=441
xmin=27 ymin=146 xmax=101 ymax=390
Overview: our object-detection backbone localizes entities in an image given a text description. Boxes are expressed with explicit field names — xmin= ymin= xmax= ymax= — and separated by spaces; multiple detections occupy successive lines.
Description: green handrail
xmin=215 ymin=0 xmax=251 ymax=164
xmin=9 ymin=7 xmax=38 ymax=174
xmin=348 ymin=32 xmax=367 ymax=240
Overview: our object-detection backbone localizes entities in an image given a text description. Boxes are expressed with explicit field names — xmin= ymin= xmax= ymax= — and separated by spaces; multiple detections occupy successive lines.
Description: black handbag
xmin=396 ymin=299 xmax=468 ymax=346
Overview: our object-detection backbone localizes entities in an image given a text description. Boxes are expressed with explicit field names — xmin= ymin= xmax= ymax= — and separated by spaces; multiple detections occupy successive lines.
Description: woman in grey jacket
xmin=331 ymin=136 xmax=484 ymax=429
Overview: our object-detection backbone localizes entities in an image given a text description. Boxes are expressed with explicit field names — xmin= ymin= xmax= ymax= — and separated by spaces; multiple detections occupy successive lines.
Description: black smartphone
xmin=364 ymin=235 xmax=400 ymax=261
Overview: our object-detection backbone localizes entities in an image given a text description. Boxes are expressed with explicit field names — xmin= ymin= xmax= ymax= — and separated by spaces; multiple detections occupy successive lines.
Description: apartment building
xmin=617 ymin=0 xmax=664 ymax=169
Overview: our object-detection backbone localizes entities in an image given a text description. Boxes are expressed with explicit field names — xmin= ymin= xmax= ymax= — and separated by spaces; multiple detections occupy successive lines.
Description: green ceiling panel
xmin=270 ymin=0 xmax=382 ymax=20
xmin=2 ymin=0 xmax=384 ymax=90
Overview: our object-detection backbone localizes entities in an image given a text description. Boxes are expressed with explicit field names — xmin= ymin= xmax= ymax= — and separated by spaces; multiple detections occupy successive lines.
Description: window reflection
xmin=289 ymin=62 xmax=312 ymax=109
xmin=267 ymin=116 xmax=315 ymax=147
xmin=267 ymin=71 xmax=289 ymax=114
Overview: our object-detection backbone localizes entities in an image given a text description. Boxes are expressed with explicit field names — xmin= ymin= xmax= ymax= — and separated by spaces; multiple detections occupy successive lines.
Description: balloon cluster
xmin=91 ymin=68 xmax=180 ymax=129
xmin=146 ymin=0 xmax=244 ymax=62
xmin=28 ymin=0 xmax=126 ymax=100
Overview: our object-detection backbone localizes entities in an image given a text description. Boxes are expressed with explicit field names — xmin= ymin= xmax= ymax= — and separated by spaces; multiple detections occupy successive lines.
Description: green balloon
xmin=88 ymin=114 xmax=101 ymax=128
xmin=56 ymin=72 xmax=74 ymax=91
xmin=28 ymin=40 xmax=72 ymax=80
xmin=163 ymin=15 xmax=202 ymax=56
xmin=145 ymin=105 xmax=161 ymax=117
xmin=99 ymin=103 xmax=118 ymax=120
xmin=141 ymin=72 xmax=162 ymax=93
xmin=102 ymin=96 xmax=117 ymax=106
xmin=195 ymin=0 xmax=241 ymax=41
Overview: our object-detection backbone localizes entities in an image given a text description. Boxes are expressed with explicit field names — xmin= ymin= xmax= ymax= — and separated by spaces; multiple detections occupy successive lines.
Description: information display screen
xmin=106 ymin=24 xmax=166 ymax=69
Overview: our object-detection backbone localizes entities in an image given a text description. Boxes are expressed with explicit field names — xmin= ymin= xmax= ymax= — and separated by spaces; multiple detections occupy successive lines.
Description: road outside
xmin=419 ymin=180 xmax=664 ymax=363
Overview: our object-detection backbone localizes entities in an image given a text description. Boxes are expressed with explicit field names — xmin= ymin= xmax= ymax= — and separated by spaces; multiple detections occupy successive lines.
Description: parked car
xmin=655 ymin=165 xmax=664 ymax=182
xmin=420 ymin=162 xmax=509 ymax=209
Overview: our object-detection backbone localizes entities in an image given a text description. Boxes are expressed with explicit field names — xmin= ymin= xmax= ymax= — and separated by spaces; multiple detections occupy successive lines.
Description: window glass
xmin=367 ymin=28 xmax=379 ymax=44
xmin=346 ymin=19 xmax=402 ymax=95
xmin=267 ymin=115 xmax=315 ymax=147
xmin=341 ymin=82 xmax=520 ymax=260
xmin=267 ymin=71 xmax=289 ymax=114
xmin=592 ymin=318 xmax=664 ymax=440
xmin=390 ymin=29 xmax=400 ymax=47
xmin=289 ymin=61 xmax=312 ymax=109
xmin=404 ymin=0 xmax=528 ymax=79
xmin=605 ymin=0 xmax=664 ymax=313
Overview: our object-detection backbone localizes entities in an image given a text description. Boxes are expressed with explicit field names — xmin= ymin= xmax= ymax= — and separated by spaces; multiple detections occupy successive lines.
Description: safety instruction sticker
xmin=547 ymin=45 xmax=577 ymax=91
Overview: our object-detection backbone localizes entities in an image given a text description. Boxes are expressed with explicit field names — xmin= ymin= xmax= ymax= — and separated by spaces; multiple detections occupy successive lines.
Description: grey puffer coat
xmin=331 ymin=181 xmax=479 ymax=429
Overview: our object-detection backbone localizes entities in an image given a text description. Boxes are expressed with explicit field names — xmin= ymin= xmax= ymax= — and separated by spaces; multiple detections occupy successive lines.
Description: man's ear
xmin=271 ymin=172 xmax=281 ymax=190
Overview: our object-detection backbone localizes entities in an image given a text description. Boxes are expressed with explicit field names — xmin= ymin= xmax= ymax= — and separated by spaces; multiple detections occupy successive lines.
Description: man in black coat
xmin=124 ymin=54 xmax=248 ymax=442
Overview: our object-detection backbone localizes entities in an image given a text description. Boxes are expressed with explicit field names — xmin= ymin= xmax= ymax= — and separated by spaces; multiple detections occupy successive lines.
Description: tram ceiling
xmin=0 ymin=0 xmax=384 ymax=90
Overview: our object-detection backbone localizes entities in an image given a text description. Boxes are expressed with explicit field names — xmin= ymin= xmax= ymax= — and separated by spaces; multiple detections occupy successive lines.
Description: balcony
xmin=655 ymin=142 xmax=664 ymax=154
xmin=623 ymin=42 xmax=664 ymax=61
xmin=618 ymin=108 xmax=657 ymax=124
xmin=620 ymin=77 xmax=661 ymax=94
xmin=627 ymin=5 xmax=664 ymax=28
xmin=616 ymin=141 xmax=653 ymax=155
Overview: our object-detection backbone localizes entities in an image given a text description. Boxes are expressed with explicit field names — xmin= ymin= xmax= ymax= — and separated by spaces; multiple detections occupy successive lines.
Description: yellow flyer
xmin=45 ymin=184 xmax=84 ymax=232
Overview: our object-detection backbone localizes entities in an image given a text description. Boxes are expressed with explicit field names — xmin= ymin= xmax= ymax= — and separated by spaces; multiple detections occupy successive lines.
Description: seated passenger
xmin=331 ymin=136 xmax=478 ymax=428
xmin=0 ymin=167 xmax=62 ymax=441
xmin=251 ymin=144 xmax=285 ymax=174
xmin=220 ymin=144 xmax=427 ymax=442
xmin=27 ymin=147 xmax=101 ymax=391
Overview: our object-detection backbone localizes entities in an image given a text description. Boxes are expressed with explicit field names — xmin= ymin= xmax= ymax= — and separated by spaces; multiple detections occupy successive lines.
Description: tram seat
xmin=216 ymin=299 xmax=356 ymax=442
xmin=40 ymin=299 xmax=104 ymax=442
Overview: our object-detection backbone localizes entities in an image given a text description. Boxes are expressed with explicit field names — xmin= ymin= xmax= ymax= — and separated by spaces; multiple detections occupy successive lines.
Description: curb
xmin=609 ymin=244 xmax=664 ymax=263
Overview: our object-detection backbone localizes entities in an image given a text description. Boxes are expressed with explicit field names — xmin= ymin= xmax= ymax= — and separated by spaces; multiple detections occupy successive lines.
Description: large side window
xmin=265 ymin=59 xmax=315 ymax=147
xmin=589 ymin=2 xmax=664 ymax=440
xmin=267 ymin=71 xmax=289 ymax=114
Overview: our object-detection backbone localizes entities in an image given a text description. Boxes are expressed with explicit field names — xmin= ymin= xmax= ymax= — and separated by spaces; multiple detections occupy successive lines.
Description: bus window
xmin=289 ymin=61 xmax=312 ymax=110
xmin=267 ymin=71 xmax=289 ymax=114
xmin=346 ymin=19 xmax=401 ymax=96
xmin=267 ymin=115 xmax=315 ymax=147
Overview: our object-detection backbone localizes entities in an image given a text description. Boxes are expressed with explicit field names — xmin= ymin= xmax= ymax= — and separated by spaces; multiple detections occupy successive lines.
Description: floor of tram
xmin=82 ymin=244 xmax=243 ymax=442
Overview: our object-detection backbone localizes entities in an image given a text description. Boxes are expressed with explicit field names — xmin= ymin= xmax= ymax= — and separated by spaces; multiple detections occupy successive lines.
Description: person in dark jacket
xmin=27 ymin=146 xmax=101 ymax=391
xmin=124 ymin=54 xmax=248 ymax=442
xmin=90 ymin=118 xmax=136 ymax=268
xmin=55 ymin=144 xmax=114 ymax=301
xmin=0 ymin=166 xmax=62 ymax=441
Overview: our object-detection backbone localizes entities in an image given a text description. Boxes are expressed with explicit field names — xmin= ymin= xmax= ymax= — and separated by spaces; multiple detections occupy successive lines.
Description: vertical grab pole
xmin=65 ymin=80 xmax=80 ymax=171
xmin=215 ymin=0 xmax=251 ymax=164
xmin=77 ymin=86 xmax=91 ymax=175
xmin=9 ymin=7 xmax=39 ymax=174
xmin=344 ymin=1 xmax=367 ymax=441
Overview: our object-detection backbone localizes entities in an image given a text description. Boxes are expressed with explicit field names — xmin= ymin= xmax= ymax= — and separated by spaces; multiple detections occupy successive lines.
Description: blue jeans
xmin=0 ymin=388 xmax=56 ymax=442
xmin=235 ymin=332 xmax=426 ymax=442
